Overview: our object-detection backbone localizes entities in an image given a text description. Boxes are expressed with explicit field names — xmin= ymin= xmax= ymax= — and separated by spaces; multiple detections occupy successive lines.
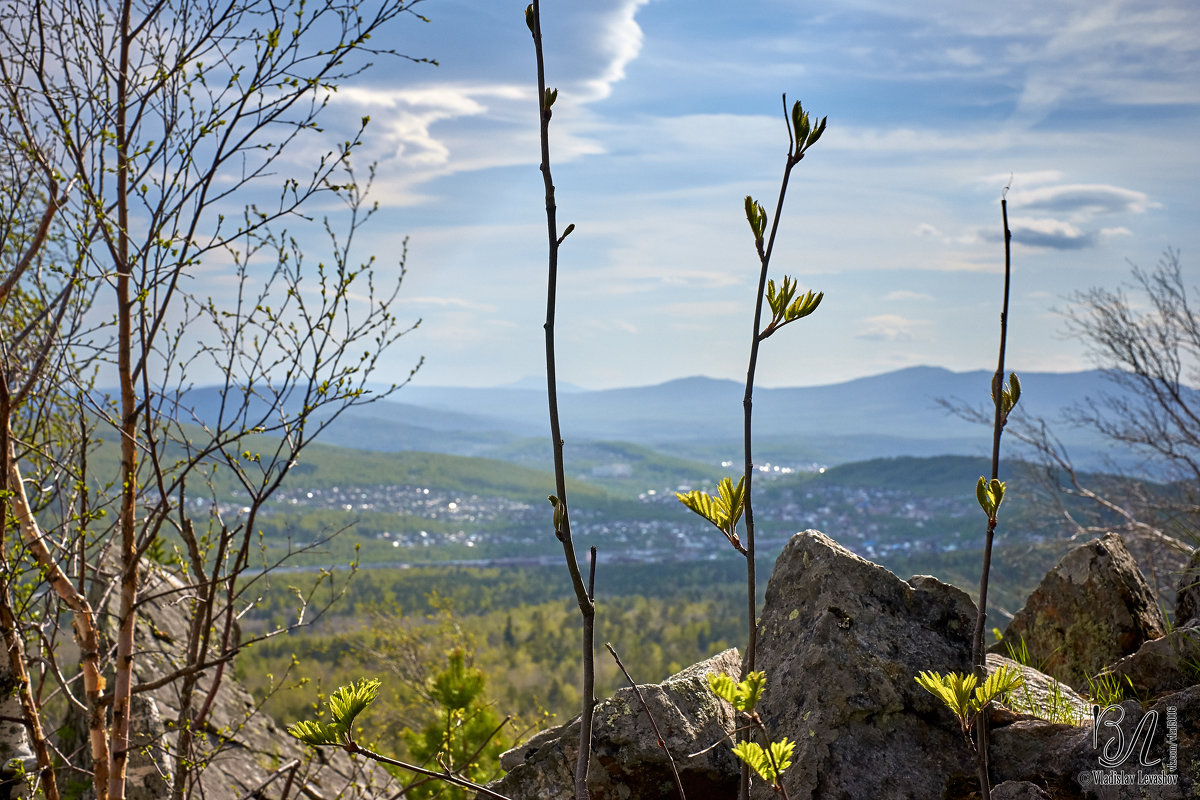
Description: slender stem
xmin=110 ymin=1 xmax=138 ymax=797
xmin=605 ymin=643 xmax=688 ymax=800
xmin=529 ymin=3 xmax=595 ymax=798
xmin=343 ymin=742 xmax=515 ymax=800
xmin=971 ymin=195 xmax=1012 ymax=800
xmin=739 ymin=98 xmax=802 ymax=800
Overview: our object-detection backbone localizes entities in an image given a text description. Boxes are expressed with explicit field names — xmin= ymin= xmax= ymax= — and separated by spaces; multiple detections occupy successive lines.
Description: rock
xmin=55 ymin=563 xmax=401 ymax=800
xmin=486 ymin=648 xmax=742 ymax=800
xmin=991 ymin=685 xmax=1200 ymax=798
xmin=751 ymin=530 xmax=979 ymax=800
xmin=987 ymin=654 xmax=1090 ymax=727
xmin=1175 ymin=548 xmax=1200 ymax=628
xmin=1098 ymin=628 xmax=1200 ymax=701
xmin=991 ymin=532 xmax=1165 ymax=690
xmin=992 ymin=780 xmax=1052 ymax=800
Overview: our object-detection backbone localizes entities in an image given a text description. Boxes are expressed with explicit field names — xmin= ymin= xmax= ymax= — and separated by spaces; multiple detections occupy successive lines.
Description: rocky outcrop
xmin=992 ymin=780 xmax=1052 ymax=800
xmin=482 ymin=528 xmax=1200 ymax=800
xmin=751 ymin=531 xmax=979 ymax=799
xmin=990 ymin=686 xmax=1200 ymax=798
xmin=56 ymin=564 xmax=400 ymax=800
xmin=1099 ymin=627 xmax=1200 ymax=701
xmin=991 ymin=532 xmax=1166 ymax=690
xmin=987 ymin=653 xmax=1090 ymax=726
xmin=486 ymin=648 xmax=742 ymax=800
xmin=1175 ymin=548 xmax=1200 ymax=628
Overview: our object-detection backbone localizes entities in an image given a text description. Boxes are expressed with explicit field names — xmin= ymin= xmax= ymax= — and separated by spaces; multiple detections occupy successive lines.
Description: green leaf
xmin=915 ymin=670 xmax=976 ymax=722
xmin=288 ymin=677 xmax=381 ymax=748
xmin=707 ymin=672 xmax=740 ymax=706
xmin=785 ymin=289 xmax=823 ymax=322
xmin=731 ymin=737 xmax=793 ymax=784
xmin=328 ymin=677 xmax=381 ymax=727
xmin=677 ymin=476 xmax=745 ymax=549
xmin=525 ymin=4 xmax=535 ymax=34
xmin=768 ymin=737 xmax=795 ymax=775
xmin=975 ymin=663 xmax=1024 ymax=708
xmin=807 ymin=116 xmax=827 ymax=149
xmin=744 ymin=196 xmax=766 ymax=243
xmin=975 ymin=476 xmax=990 ymax=515
xmin=706 ymin=670 xmax=765 ymax=713
xmin=731 ymin=741 xmax=770 ymax=780
xmin=287 ymin=719 xmax=342 ymax=747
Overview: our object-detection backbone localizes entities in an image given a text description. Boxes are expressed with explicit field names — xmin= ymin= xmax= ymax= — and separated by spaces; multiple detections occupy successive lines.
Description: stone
xmin=992 ymin=780 xmax=1052 ymax=800
xmin=750 ymin=530 xmax=979 ymax=800
xmin=991 ymin=532 xmax=1165 ymax=690
xmin=990 ymin=685 xmax=1200 ymax=799
xmin=1098 ymin=628 xmax=1200 ymax=701
xmin=1175 ymin=547 xmax=1200 ymax=628
xmin=987 ymin=653 xmax=1091 ymax=727
xmin=486 ymin=648 xmax=742 ymax=800
xmin=56 ymin=563 xmax=402 ymax=800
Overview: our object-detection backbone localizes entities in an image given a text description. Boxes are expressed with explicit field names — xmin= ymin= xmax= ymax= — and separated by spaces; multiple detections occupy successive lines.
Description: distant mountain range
xmin=153 ymin=366 xmax=1149 ymax=473
xmin=300 ymin=365 xmax=1128 ymax=471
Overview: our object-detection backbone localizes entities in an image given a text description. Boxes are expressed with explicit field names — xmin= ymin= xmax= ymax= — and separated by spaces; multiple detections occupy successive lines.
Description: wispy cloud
xmin=1007 ymin=184 xmax=1158 ymax=219
xmin=857 ymin=314 xmax=932 ymax=342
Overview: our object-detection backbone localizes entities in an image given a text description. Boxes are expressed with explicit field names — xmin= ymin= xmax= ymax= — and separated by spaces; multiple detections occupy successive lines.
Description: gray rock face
xmin=991 ymin=780 xmax=1052 ymax=800
xmin=487 ymin=648 xmax=742 ymax=800
xmin=992 ymin=533 xmax=1166 ymax=690
xmin=988 ymin=653 xmax=1091 ymax=727
xmin=751 ymin=530 xmax=979 ymax=800
xmin=990 ymin=685 xmax=1200 ymax=798
xmin=1099 ymin=628 xmax=1200 ymax=701
xmin=56 ymin=563 xmax=400 ymax=800
xmin=1175 ymin=547 xmax=1200 ymax=628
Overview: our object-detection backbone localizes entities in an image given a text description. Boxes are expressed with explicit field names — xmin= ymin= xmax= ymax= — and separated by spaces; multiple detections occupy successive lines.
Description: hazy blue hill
xmin=146 ymin=366 xmax=1151 ymax=473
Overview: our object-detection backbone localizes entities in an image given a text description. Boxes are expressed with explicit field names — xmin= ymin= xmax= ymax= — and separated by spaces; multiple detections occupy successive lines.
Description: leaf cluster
xmin=732 ymin=738 xmax=795 ymax=785
xmin=992 ymin=371 xmax=1021 ymax=421
xmin=287 ymin=677 xmax=381 ymax=747
xmin=708 ymin=671 xmax=794 ymax=790
xmin=676 ymin=476 xmax=746 ymax=554
xmin=762 ymin=276 xmax=823 ymax=340
xmin=975 ymin=477 xmax=1006 ymax=521
xmin=707 ymin=670 xmax=765 ymax=713
xmin=789 ymin=99 xmax=826 ymax=160
xmin=915 ymin=665 xmax=1024 ymax=737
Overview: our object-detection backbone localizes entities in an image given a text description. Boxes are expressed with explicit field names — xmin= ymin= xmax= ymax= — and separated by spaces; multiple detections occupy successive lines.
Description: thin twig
xmin=343 ymin=742 xmax=514 ymax=800
xmin=528 ymin=3 xmax=596 ymax=798
xmin=605 ymin=643 xmax=687 ymax=800
xmin=971 ymin=190 xmax=1014 ymax=800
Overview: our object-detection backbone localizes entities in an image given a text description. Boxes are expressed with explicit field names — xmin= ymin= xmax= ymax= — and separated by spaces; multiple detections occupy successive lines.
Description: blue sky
xmin=313 ymin=0 xmax=1200 ymax=390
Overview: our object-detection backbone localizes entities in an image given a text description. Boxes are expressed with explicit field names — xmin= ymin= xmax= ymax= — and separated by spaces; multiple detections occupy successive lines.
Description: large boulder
xmin=751 ymin=530 xmax=979 ymax=799
xmin=56 ymin=563 xmax=400 ymax=800
xmin=991 ymin=532 xmax=1165 ymax=690
xmin=987 ymin=653 xmax=1090 ymax=727
xmin=1099 ymin=628 xmax=1200 ymax=701
xmin=1175 ymin=547 xmax=1200 ymax=628
xmin=991 ymin=685 xmax=1200 ymax=798
xmin=486 ymin=648 xmax=742 ymax=800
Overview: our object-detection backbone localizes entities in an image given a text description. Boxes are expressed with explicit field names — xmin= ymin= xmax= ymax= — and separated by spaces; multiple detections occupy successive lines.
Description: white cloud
xmin=1006 ymin=183 xmax=1158 ymax=219
xmin=857 ymin=314 xmax=932 ymax=342
xmin=576 ymin=0 xmax=652 ymax=102
xmin=999 ymin=216 xmax=1092 ymax=250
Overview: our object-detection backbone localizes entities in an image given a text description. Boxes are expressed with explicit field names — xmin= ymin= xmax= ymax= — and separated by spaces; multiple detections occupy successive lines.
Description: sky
xmin=300 ymin=0 xmax=1200 ymax=390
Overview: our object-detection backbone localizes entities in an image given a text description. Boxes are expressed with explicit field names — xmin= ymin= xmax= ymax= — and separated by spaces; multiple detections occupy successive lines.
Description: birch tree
xmin=0 ymin=1 xmax=429 ymax=797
